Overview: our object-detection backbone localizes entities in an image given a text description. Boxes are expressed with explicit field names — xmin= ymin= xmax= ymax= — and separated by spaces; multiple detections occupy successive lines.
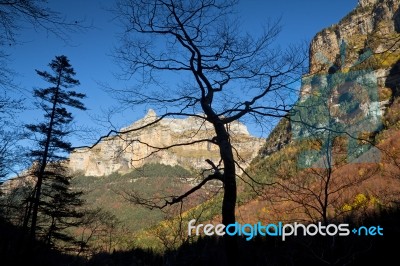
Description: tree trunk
xmin=214 ymin=121 xmax=238 ymax=264
xmin=214 ymin=122 xmax=237 ymax=224
xmin=30 ymin=75 xmax=61 ymax=240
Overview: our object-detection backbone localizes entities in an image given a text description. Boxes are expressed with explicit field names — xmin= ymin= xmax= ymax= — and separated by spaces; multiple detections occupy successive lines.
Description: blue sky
xmin=4 ymin=0 xmax=358 ymax=146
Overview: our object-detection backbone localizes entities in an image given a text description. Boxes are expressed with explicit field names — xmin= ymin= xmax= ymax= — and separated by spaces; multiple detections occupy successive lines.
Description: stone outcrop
xmin=257 ymin=0 xmax=400 ymax=158
xmin=69 ymin=110 xmax=264 ymax=176
xmin=0 ymin=174 xmax=35 ymax=194
xmin=305 ymin=0 xmax=400 ymax=123
xmin=309 ymin=0 xmax=400 ymax=75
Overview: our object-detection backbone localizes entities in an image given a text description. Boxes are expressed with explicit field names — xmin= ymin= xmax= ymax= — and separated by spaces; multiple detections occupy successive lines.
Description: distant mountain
xmin=69 ymin=109 xmax=264 ymax=176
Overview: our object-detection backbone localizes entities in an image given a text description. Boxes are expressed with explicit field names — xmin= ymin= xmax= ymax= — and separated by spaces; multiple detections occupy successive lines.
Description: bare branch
xmin=123 ymin=173 xmax=222 ymax=210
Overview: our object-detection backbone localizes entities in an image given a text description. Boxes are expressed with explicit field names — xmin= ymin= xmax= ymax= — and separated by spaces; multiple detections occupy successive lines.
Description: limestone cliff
xmin=69 ymin=110 xmax=264 ymax=176
xmin=309 ymin=0 xmax=400 ymax=76
xmin=258 ymin=0 xmax=400 ymax=158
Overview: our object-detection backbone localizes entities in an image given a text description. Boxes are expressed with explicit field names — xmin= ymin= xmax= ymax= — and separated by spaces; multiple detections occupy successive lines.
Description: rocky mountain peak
xmin=143 ymin=108 xmax=157 ymax=120
xmin=358 ymin=0 xmax=378 ymax=8
xmin=69 ymin=111 xmax=263 ymax=176
xmin=120 ymin=109 xmax=158 ymax=132
xmin=309 ymin=0 xmax=400 ymax=74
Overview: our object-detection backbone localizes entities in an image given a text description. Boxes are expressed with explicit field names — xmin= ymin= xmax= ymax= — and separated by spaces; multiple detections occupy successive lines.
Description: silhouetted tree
xmin=104 ymin=0 xmax=306 ymax=261
xmin=38 ymin=165 xmax=85 ymax=248
xmin=25 ymin=55 xmax=86 ymax=241
xmin=258 ymin=136 xmax=380 ymax=225
xmin=0 ymin=0 xmax=84 ymax=45
xmin=0 ymin=0 xmax=86 ymax=185
xmin=0 ymin=141 xmax=8 ymax=182
xmin=77 ymin=208 xmax=122 ymax=257
xmin=0 ymin=0 xmax=85 ymax=93
xmin=0 ymin=93 xmax=25 ymax=182
xmin=0 ymin=120 xmax=27 ymax=184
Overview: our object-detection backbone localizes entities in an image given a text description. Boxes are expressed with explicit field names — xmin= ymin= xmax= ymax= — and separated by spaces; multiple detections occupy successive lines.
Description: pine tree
xmin=39 ymin=166 xmax=85 ymax=247
xmin=25 ymin=55 xmax=86 ymax=241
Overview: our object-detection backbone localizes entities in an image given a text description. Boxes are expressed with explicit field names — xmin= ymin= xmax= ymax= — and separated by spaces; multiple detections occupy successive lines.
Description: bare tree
xmin=0 ymin=0 xmax=85 ymax=46
xmin=257 ymin=135 xmax=380 ymax=225
xmin=0 ymin=95 xmax=25 ymax=182
xmin=0 ymin=0 xmax=86 ymax=88
xmin=76 ymin=208 xmax=123 ymax=257
xmin=105 ymin=0 xmax=306 ymax=260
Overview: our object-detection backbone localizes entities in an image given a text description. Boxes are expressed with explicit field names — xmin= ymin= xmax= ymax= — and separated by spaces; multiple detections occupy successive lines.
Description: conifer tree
xmin=39 ymin=166 xmax=85 ymax=247
xmin=25 ymin=55 xmax=86 ymax=241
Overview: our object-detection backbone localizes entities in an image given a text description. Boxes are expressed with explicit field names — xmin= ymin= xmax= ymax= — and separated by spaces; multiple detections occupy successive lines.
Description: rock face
xmin=69 ymin=110 xmax=264 ymax=176
xmin=258 ymin=0 xmax=400 ymax=158
xmin=309 ymin=0 xmax=400 ymax=75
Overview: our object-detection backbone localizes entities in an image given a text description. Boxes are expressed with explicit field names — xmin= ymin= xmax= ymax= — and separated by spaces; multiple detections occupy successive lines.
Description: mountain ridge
xmin=69 ymin=109 xmax=264 ymax=176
